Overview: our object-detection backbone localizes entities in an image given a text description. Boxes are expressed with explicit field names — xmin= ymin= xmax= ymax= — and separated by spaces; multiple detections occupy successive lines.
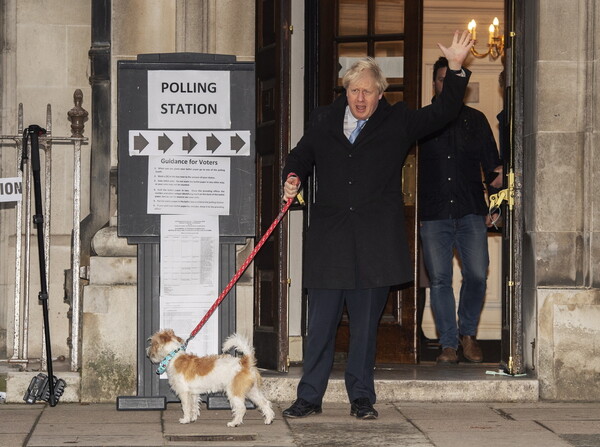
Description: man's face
xmin=433 ymin=66 xmax=447 ymax=97
xmin=346 ymin=72 xmax=383 ymax=120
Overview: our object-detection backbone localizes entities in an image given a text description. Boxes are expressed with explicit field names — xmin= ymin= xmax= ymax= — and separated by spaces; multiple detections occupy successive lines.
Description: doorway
xmin=305 ymin=0 xmax=507 ymax=366
xmin=255 ymin=0 xmax=524 ymax=374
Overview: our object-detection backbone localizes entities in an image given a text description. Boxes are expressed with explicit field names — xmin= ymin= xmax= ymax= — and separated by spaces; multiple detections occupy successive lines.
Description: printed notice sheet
xmin=148 ymin=156 xmax=230 ymax=215
xmin=159 ymin=295 xmax=218 ymax=362
xmin=159 ymin=214 xmax=219 ymax=359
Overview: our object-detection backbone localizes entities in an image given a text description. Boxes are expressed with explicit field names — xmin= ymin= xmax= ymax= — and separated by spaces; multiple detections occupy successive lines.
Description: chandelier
xmin=467 ymin=17 xmax=504 ymax=60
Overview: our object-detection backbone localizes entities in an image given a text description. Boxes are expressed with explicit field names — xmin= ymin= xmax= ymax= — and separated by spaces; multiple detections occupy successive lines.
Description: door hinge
xmin=489 ymin=170 xmax=515 ymax=211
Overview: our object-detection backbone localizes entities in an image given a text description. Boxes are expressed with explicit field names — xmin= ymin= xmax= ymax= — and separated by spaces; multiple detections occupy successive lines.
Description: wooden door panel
xmin=254 ymin=0 xmax=291 ymax=372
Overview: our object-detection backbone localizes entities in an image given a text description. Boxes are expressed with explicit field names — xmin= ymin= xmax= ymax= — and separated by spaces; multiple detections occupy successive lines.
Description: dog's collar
xmin=156 ymin=345 xmax=186 ymax=375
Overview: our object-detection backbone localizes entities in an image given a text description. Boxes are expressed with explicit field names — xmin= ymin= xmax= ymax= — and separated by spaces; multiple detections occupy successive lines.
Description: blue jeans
xmin=420 ymin=214 xmax=489 ymax=350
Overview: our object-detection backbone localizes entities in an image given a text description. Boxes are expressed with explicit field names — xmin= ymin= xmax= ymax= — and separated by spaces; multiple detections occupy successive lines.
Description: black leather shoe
xmin=350 ymin=397 xmax=378 ymax=420
xmin=282 ymin=398 xmax=322 ymax=418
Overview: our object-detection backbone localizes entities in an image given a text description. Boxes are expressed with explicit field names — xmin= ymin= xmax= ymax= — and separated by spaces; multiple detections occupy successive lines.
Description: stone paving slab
xmin=0 ymin=408 xmax=40 ymax=425
xmin=26 ymin=433 xmax=165 ymax=447
xmin=33 ymin=421 xmax=162 ymax=436
xmin=558 ymin=434 xmax=600 ymax=447
xmin=162 ymin=403 xmax=296 ymax=447
xmin=398 ymin=403 xmax=507 ymax=421
xmin=285 ymin=403 xmax=433 ymax=447
xmin=425 ymin=430 xmax=573 ymax=447
xmin=411 ymin=418 xmax=557 ymax=433
xmin=1 ymin=434 xmax=30 ymax=446
xmin=497 ymin=406 xmax=600 ymax=421
xmin=540 ymin=420 xmax=600 ymax=434
xmin=38 ymin=403 xmax=161 ymax=423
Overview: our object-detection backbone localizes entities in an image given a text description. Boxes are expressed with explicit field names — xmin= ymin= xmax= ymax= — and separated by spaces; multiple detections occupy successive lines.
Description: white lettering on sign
xmin=148 ymin=71 xmax=231 ymax=130
xmin=0 ymin=177 xmax=22 ymax=203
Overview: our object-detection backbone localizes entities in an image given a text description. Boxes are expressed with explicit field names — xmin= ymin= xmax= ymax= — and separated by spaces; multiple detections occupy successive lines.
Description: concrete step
xmin=262 ymin=365 xmax=539 ymax=403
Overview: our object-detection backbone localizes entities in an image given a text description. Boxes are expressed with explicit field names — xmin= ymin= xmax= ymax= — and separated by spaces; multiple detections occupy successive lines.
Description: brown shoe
xmin=460 ymin=335 xmax=483 ymax=363
xmin=437 ymin=347 xmax=458 ymax=364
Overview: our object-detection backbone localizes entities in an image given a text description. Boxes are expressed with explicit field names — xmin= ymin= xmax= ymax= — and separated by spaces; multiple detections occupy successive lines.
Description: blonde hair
xmin=342 ymin=57 xmax=389 ymax=93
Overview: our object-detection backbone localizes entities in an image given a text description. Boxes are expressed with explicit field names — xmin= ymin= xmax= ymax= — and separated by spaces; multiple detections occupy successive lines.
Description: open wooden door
xmin=253 ymin=0 xmax=292 ymax=372
xmin=307 ymin=0 xmax=423 ymax=364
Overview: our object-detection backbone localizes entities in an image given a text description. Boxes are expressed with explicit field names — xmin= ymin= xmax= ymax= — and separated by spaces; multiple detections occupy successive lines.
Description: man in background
xmin=419 ymin=56 xmax=502 ymax=364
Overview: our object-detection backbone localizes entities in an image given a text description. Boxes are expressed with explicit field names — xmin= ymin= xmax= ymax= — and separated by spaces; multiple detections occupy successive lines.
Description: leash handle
xmin=185 ymin=196 xmax=297 ymax=344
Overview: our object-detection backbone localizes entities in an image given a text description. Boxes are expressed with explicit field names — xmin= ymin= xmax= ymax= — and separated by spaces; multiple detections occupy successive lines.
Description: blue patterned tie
xmin=349 ymin=119 xmax=366 ymax=143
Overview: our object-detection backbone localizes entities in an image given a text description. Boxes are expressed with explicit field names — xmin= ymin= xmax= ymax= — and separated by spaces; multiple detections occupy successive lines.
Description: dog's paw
xmin=179 ymin=417 xmax=192 ymax=424
xmin=227 ymin=421 xmax=242 ymax=428
xmin=264 ymin=416 xmax=274 ymax=425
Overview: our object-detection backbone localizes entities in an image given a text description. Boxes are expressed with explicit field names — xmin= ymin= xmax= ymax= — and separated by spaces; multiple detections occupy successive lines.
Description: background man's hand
xmin=437 ymin=30 xmax=474 ymax=70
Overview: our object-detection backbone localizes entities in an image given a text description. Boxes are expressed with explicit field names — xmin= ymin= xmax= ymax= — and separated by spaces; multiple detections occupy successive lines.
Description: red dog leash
xmin=184 ymin=196 xmax=298 ymax=347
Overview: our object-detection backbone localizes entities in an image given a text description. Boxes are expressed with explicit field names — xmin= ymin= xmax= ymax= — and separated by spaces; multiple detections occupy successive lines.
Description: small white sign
xmin=147 ymin=156 xmax=230 ymax=215
xmin=148 ymin=70 xmax=231 ymax=129
xmin=0 ymin=177 xmax=22 ymax=203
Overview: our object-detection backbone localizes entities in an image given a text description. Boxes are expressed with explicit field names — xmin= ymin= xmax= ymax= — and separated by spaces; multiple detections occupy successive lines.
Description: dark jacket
xmin=283 ymin=69 xmax=471 ymax=289
xmin=418 ymin=103 xmax=501 ymax=221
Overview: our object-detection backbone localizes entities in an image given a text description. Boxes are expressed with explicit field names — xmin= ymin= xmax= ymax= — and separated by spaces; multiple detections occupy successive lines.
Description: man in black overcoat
xmin=281 ymin=31 xmax=474 ymax=420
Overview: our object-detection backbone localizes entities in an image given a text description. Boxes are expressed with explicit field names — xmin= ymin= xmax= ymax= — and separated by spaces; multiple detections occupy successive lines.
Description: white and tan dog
xmin=147 ymin=329 xmax=274 ymax=427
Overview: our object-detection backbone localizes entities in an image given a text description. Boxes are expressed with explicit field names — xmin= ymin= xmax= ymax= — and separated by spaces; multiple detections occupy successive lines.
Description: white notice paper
xmin=160 ymin=214 xmax=220 ymax=360
xmin=159 ymin=295 xmax=219 ymax=360
xmin=148 ymin=156 xmax=230 ymax=215
xmin=160 ymin=215 xmax=219 ymax=296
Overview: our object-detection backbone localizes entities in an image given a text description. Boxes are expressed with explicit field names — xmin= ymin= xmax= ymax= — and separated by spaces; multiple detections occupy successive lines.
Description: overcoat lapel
xmin=353 ymin=97 xmax=391 ymax=148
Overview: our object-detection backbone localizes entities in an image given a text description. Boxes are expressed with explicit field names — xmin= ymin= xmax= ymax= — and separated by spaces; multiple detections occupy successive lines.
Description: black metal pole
xmin=26 ymin=125 xmax=57 ymax=406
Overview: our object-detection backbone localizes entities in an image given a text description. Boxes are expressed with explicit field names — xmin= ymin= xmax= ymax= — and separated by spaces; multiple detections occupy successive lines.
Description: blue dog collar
xmin=156 ymin=345 xmax=185 ymax=375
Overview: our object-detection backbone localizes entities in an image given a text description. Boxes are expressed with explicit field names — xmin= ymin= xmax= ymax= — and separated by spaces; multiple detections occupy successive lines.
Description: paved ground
xmin=1 ymin=400 xmax=600 ymax=446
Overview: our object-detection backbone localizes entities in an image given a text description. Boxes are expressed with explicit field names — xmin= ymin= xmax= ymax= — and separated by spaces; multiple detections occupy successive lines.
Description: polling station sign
xmin=147 ymin=70 xmax=231 ymax=130
xmin=0 ymin=177 xmax=22 ymax=202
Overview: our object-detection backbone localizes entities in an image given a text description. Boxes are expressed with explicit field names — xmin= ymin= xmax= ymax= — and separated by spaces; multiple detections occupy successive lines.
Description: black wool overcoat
xmin=282 ymin=69 xmax=471 ymax=290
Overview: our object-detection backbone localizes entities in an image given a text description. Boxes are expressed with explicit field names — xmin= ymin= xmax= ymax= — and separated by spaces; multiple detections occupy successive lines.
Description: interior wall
xmin=288 ymin=0 xmax=305 ymax=363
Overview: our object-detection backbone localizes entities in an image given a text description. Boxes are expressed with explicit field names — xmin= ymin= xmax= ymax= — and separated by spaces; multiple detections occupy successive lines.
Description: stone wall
xmin=0 ymin=0 xmax=92 ymax=361
xmin=524 ymin=0 xmax=600 ymax=399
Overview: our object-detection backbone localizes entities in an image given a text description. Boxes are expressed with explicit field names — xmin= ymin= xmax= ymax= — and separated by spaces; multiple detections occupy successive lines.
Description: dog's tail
xmin=222 ymin=333 xmax=256 ymax=362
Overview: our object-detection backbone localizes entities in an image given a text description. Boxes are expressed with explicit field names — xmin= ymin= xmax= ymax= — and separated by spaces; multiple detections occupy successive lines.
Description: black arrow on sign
xmin=230 ymin=133 xmax=245 ymax=153
xmin=206 ymin=133 xmax=221 ymax=153
xmin=158 ymin=133 xmax=173 ymax=153
xmin=182 ymin=133 xmax=197 ymax=153
xmin=133 ymin=133 xmax=149 ymax=153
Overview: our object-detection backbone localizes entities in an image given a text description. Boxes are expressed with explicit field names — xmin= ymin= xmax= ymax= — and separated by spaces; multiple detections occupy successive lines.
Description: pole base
xmin=23 ymin=373 xmax=66 ymax=405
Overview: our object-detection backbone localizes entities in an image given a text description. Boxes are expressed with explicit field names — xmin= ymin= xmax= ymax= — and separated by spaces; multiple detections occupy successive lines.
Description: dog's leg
xmin=179 ymin=392 xmax=193 ymax=424
xmin=226 ymin=394 xmax=247 ymax=427
xmin=247 ymin=385 xmax=275 ymax=425
xmin=190 ymin=394 xmax=200 ymax=422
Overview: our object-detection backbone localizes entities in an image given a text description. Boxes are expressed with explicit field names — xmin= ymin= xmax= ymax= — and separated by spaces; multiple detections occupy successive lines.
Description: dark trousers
xmin=297 ymin=287 xmax=389 ymax=405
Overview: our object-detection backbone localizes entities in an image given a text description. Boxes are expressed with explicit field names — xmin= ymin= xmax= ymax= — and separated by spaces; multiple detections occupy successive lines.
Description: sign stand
xmin=116 ymin=53 xmax=255 ymax=410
